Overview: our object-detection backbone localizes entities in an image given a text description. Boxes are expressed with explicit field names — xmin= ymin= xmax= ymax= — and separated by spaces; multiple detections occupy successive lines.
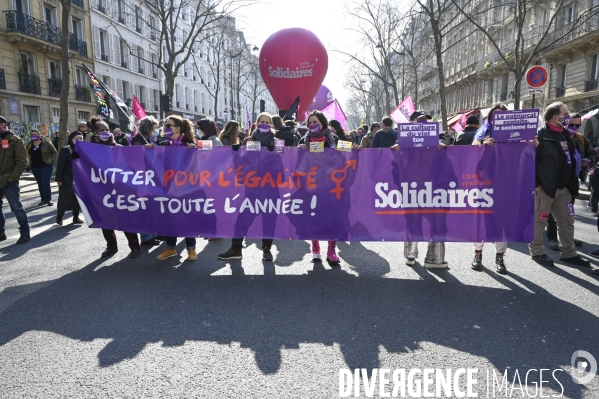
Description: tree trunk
xmin=58 ymin=0 xmax=72 ymax=149
xmin=413 ymin=65 xmax=419 ymax=108
xmin=514 ymin=76 xmax=522 ymax=110
xmin=433 ymin=30 xmax=448 ymax=131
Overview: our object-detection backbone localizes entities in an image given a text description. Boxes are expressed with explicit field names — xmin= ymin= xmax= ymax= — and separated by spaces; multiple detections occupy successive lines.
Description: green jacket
xmin=0 ymin=131 xmax=28 ymax=188
xmin=26 ymin=137 xmax=58 ymax=167
xmin=360 ymin=132 xmax=374 ymax=148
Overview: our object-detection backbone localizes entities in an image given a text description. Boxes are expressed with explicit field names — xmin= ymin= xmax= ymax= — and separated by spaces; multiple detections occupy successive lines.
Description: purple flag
xmin=73 ymin=142 xmax=535 ymax=242
xmin=397 ymin=122 xmax=440 ymax=148
xmin=320 ymin=99 xmax=348 ymax=130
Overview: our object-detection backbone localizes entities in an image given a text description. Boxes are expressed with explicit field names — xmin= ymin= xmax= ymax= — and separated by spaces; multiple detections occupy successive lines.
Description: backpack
xmin=576 ymin=133 xmax=586 ymax=152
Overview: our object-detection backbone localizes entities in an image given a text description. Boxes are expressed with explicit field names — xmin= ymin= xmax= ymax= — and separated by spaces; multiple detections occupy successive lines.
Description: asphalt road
xmin=0 ymin=180 xmax=598 ymax=398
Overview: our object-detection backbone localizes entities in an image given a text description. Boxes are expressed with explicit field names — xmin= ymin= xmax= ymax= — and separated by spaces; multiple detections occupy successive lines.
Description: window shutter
xmin=129 ymin=82 xmax=133 ymax=100
xmin=117 ymin=78 xmax=123 ymax=99
xmin=107 ymin=34 xmax=113 ymax=63
xmin=93 ymin=27 xmax=100 ymax=59
xmin=112 ymin=34 xmax=119 ymax=66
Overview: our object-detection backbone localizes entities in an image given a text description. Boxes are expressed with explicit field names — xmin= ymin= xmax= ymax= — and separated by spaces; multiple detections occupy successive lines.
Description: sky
xmin=234 ymin=0 xmax=362 ymax=112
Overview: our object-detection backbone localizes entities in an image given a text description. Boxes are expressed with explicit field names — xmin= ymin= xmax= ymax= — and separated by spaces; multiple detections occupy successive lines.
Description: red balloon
xmin=259 ymin=28 xmax=328 ymax=121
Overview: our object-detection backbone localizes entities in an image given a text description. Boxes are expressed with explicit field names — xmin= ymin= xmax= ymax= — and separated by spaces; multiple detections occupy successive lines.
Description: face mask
xmin=72 ymin=137 xmax=82 ymax=146
xmin=98 ymin=131 xmax=112 ymax=141
xmin=163 ymin=127 xmax=173 ymax=138
xmin=567 ymin=125 xmax=580 ymax=135
xmin=309 ymin=123 xmax=321 ymax=135
xmin=257 ymin=123 xmax=271 ymax=134
xmin=30 ymin=134 xmax=40 ymax=141
xmin=153 ymin=129 xmax=160 ymax=137
xmin=562 ymin=115 xmax=571 ymax=127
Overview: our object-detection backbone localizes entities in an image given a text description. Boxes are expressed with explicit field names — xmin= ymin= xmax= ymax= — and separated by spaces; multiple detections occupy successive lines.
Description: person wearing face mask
xmin=218 ymin=112 xmax=275 ymax=262
xmin=219 ymin=112 xmax=277 ymax=262
xmin=241 ymin=112 xmax=277 ymax=149
xmin=472 ymin=104 xmax=508 ymax=145
xmin=131 ymin=115 xmax=161 ymax=246
xmin=26 ymin=130 xmax=57 ymax=206
xmin=87 ymin=116 xmax=141 ymax=258
xmin=131 ymin=115 xmax=159 ymax=148
xmin=529 ymin=102 xmax=590 ymax=267
xmin=197 ymin=118 xmax=223 ymax=146
xmin=298 ymin=110 xmax=341 ymax=264
xmin=545 ymin=113 xmax=594 ymax=251
xmin=155 ymin=115 xmax=198 ymax=262
xmin=75 ymin=121 xmax=90 ymax=141
xmin=0 ymin=116 xmax=30 ymax=244
xmin=56 ymin=131 xmax=84 ymax=225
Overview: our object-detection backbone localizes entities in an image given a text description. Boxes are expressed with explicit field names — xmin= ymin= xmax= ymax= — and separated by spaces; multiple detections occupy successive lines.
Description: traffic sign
xmin=527 ymin=88 xmax=544 ymax=94
xmin=526 ymin=66 xmax=548 ymax=89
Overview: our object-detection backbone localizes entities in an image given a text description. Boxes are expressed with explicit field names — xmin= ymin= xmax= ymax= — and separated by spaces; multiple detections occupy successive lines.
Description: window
xmin=153 ymin=90 xmax=159 ymax=111
xmin=14 ymin=0 xmax=30 ymax=15
xmin=137 ymin=47 xmax=143 ymax=73
xmin=72 ymin=17 xmax=83 ymax=40
xmin=137 ymin=85 xmax=144 ymax=103
xmin=591 ymin=54 xmax=599 ymax=82
xmin=151 ymin=54 xmax=158 ymax=78
xmin=24 ymin=105 xmax=41 ymax=122
xmin=564 ymin=5 xmax=575 ymax=25
xmin=18 ymin=51 xmax=35 ymax=75
xmin=52 ymin=108 xmax=60 ymax=123
xmin=149 ymin=17 xmax=156 ymax=41
xmin=117 ymin=0 xmax=124 ymax=23
xmin=559 ymin=64 xmax=568 ymax=87
xmin=75 ymin=67 xmax=87 ymax=86
xmin=135 ymin=7 xmax=142 ymax=33
xmin=119 ymin=40 xmax=128 ymax=68
xmin=122 ymin=80 xmax=128 ymax=99
xmin=102 ymin=76 xmax=110 ymax=87
xmin=78 ymin=111 xmax=89 ymax=121
xmin=48 ymin=59 xmax=61 ymax=80
xmin=43 ymin=3 xmax=57 ymax=26
xmin=99 ymin=30 xmax=108 ymax=61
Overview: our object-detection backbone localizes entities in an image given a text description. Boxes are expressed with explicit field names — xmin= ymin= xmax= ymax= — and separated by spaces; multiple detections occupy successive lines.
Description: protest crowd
xmin=1 ymin=100 xmax=599 ymax=277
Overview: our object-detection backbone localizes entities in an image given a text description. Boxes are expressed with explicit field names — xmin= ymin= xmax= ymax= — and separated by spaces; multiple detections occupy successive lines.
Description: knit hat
xmin=466 ymin=115 xmax=480 ymax=125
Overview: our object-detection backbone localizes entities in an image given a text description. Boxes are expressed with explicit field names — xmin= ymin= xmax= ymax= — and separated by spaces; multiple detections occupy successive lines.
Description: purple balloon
xmin=308 ymin=85 xmax=334 ymax=111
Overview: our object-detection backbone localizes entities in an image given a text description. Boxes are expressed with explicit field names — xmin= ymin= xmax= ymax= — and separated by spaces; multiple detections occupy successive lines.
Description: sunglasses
xmin=568 ymin=124 xmax=581 ymax=128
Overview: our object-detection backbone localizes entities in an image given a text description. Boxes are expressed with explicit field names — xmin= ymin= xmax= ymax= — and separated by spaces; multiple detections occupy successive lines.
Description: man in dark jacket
xmin=454 ymin=115 xmax=479 ymax=145
xmin=545 ymin=112 xmax=595 ymax=249
xmin=0 ymin=116 xmax=30 ymax=244
xmin=372 ymin=117 xmax=397 ymax=148
xmin=529 ymin=102 xmax=590 ymax=267
xmin=113 ymin=128 xmax=130 ymax=146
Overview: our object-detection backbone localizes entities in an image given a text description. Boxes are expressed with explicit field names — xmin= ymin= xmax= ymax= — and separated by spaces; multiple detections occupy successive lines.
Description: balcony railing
xmin=586 ymin=80 xmax=599 ymax=92
xmin=499 ymin=92 xmax=507 ymax=101
xmin=68 ymin=35 xmax=87 ymax=57
xmin=556 ymin=87 xmax=566 ymax=97
xmin=75 ymin=85 xmax=91 ymax=102
xmin=153 ymin=72 xmax=157 ymax=78
xmin=118 ymin=16 xmax=125 ymax=24
xmin=121 ymin=61 xmax=128 ymax=68
xmin=5 ymin=11 xmax=87 ymax=56
xmin=138 ymin=67 xmax=144 ymax=74
xmin=0 ymin=69 xmax=5 ymax=90
xmin=48 ymin=77 xmax=61 ymax=97
xmin=73 ymin=0 xmax=84 ymax=8
xmin=101 ymin=54 xmax=109 ymax=62
xmin=18 ymin=73 xmax=41 ymax=94
xmin=136 ymin=26 xmax=142 ymax=34
xmin=97 ymin=4 xmax=105 ymax=13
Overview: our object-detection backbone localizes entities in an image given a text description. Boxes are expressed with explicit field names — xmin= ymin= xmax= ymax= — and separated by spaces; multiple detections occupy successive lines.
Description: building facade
xmin=0 ymin=0 xmax=96 ymax=138
xmin=417 ymin=0 xmax=599 ymax=123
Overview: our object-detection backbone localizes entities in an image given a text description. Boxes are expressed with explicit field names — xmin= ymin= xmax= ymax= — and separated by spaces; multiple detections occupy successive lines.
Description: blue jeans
xmin=140 ymin=233 xmax=157 ymax=242
xmin=589 ymin=173 xmax=599 ymax=212
xmin=165 ymin=237 xmax=196 ymax=250
xmin=0 ymin=181 xmax=30 ymax=235
xmin=31 ymin=165 xmax=54 ymax=203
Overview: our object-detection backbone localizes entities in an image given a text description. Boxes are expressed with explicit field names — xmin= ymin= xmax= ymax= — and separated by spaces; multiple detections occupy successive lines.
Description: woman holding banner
xmin=155 ymin=115 xmax=199 ymax=262
xmin=218 ymin=112 xmax=278 ymax=262
xmin=471 ymin=104 xmax=508 ymax=274
xmin=219 ymin=121 xmax=240 ymax=146
xmin=87 ymin=116 xmax=141 ymax=258
xmin=26 ymin=129 xmax=57 ymax=206
xmin=298 ymin=111 xmax=341 ymax=265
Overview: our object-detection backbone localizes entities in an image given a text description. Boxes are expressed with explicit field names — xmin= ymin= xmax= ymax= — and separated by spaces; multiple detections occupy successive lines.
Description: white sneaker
xmin=312 ymin=253 xmax=322 ymax=262
xmin=405 ymin=257 xmax=416 ymax=266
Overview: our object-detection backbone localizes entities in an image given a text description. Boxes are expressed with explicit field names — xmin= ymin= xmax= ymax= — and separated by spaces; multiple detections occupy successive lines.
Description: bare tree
xmin=339 ymin=0 xmax=403 ymax=113
xmin=240 ymin=53 xmax=268 ymax=122
xmin=58 ymin=0 xmax=72 ymax=149
xmin=344 ymin=63 xmax=381 ymax=122
xmin=413 ymin=0 xmax=463 ymax=131
xmin=451 ymin=0 xmax=599 ymax=110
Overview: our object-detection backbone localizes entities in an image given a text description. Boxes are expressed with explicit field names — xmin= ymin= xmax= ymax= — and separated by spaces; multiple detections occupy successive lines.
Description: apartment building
xmin=417 ymin=0 xmax=599 ymax=123
xmin=0 ymin=0 xmax=96 ymax=137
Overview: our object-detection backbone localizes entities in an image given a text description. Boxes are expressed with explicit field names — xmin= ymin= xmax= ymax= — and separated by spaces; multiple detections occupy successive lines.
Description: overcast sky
xmin=235 ymin=0 xmax=361 ymax=112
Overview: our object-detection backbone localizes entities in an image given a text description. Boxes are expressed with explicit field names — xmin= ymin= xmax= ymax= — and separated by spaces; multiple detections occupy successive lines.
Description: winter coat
xmin=56 ymin=146 xmax=75 ymax=187
xmin=372 ymin=127 xmax=398 ymax=148
xmin=0 ymin=131 xmax=28 ymax=188
xmin=454 ymin=126 xmax=478 ymax=146
xmin=536 ymin=124 xmax=579 ymax=199
xmin=26 ymin=137 xmax=57 ymax=166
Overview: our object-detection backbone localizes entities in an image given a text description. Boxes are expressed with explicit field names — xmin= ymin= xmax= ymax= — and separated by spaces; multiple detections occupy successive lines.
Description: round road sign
xmin=526 ymin=66 xmax=548 ymax=88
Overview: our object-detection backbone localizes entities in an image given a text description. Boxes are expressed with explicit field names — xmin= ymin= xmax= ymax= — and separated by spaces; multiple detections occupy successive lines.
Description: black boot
xmin=495 ymin=252 xmax=507 ymax=274
xmin=471 ymin=250 xmax=483 ymax=271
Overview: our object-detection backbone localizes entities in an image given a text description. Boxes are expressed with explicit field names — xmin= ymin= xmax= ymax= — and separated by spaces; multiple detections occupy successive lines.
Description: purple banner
xmin=72 ymin=142 xmax=535 ymax=242
xmin=397 ymin=122 xmax=440 ymax=148
xmin=492 ymin=109 xmax=540 ymax=142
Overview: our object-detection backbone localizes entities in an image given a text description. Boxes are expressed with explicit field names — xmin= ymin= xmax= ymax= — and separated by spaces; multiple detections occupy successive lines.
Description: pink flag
xmin=390 ymin=96 xmax=415 ymax=123
xmin=131 ymin=95 xmax=147 ymax=120
xmin=320 ymin=99 xmax=348 ymax=130
xmin=453 ymin=113 xmax=468 ymax=133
